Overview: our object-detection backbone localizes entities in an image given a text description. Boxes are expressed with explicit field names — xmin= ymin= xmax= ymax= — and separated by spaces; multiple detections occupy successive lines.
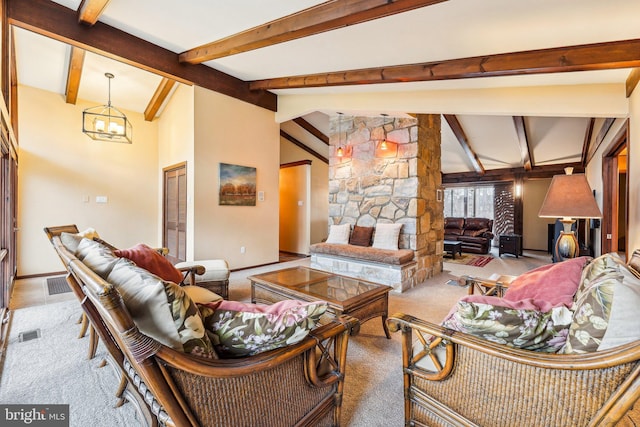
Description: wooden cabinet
xmin=499 ymin=234 xmax=522 ymax=258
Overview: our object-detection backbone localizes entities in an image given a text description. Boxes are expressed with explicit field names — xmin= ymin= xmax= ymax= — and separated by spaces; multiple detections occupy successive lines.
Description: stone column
xmin=326 ymin=114 xmax=443 ymax=290
xmin=416 ymin=114 xmax=444 ymax=282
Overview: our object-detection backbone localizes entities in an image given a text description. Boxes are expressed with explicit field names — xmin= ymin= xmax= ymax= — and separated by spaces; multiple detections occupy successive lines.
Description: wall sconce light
xmin=515 ymin=183 xmax=522 ymax=198
xmin=336 ymin=112 xmax=345 ymax=158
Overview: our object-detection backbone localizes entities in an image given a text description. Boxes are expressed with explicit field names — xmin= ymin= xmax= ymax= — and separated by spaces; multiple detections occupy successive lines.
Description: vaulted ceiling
xmin=10 ymin=0 xmax=640 ymax=176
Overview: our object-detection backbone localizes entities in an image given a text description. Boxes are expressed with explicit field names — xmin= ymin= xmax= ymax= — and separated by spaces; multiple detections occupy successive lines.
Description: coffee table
xmin=443 ymin=240 xmax=463 ymax=259
xmin=249 ymin=266 xmax=392 ymax=339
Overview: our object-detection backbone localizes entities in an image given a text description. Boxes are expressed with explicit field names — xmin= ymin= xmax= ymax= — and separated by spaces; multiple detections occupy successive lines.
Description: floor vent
xmin=46 ymin=276 xmax=71 ymax=295
xmin=18 ymin=329 xmax=41 ymax=342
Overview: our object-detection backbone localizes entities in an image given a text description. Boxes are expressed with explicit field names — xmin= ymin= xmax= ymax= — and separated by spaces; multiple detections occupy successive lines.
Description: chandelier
xmin=82 ymin=72 xmax=132 ymax=144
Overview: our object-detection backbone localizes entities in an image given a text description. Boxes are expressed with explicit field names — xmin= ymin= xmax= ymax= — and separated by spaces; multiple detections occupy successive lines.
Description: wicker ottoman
xmin=175 ymin=259 xmax=230 ymax=299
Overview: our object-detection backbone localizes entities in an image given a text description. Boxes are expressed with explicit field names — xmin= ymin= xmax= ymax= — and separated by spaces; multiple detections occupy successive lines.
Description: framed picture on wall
xmin=219 ymin=163 xmax=257 ymax=206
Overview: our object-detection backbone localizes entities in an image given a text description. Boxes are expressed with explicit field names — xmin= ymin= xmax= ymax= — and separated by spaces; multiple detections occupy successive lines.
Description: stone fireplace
xmin=328 ymin=114 xmax=443 ymax=290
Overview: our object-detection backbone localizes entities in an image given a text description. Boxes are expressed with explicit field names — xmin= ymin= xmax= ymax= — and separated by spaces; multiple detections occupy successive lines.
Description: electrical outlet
xmin=606 ymin=234 xmax=612 ymax=240
xmin=240 ymin=246 xmax=246 ymax=254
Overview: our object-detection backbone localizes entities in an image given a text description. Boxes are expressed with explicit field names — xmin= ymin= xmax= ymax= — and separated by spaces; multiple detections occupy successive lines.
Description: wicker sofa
xmin=443 ymin=217 xmax=494 ymax=254
xmin=388 ymin=251 xmax=640 ymax=426
xmin=46 ymin=225 xmax=357 ymax=427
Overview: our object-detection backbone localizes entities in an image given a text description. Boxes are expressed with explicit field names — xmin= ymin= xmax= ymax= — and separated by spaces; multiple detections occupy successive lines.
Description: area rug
xmin=444 ymin=253 xmax=494 ymax=267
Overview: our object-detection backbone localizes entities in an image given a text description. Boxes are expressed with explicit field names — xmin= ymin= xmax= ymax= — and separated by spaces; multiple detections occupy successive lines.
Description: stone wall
xmin=328 ymin=114 xmax=443 ymax=290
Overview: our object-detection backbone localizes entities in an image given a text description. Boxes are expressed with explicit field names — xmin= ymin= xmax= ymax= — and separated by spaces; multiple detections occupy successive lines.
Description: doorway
xmin=602 ymin=121 xmax=629 ymax=258
xmin=279 ymin=161 xmax=311 ymax=256
xmin=163 ymin=162 xmax=187 ymax=262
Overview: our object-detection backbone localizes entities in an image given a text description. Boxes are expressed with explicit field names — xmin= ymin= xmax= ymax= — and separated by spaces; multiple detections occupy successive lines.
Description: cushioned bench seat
xmin=310 ymin=243 xmax=417 ymax=292
xmin=310 ymin=243 xmax=414 ymax=265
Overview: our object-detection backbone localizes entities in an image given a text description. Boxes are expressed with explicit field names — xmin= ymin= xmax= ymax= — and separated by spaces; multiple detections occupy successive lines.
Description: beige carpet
xmin=2 ymin=248 xmax=638 ymax=426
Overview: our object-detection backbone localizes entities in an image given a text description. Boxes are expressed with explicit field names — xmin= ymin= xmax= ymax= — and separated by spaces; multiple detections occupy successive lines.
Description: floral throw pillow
xmin=106 ymin=258 xmax=216 ymax=359
xmin=441 ymin=299 xmax=572 ymax=352
xmin=561 ymin=256 xmax=640 ymax=354
xmin=199 ymin=299 xmax=328 ymax=358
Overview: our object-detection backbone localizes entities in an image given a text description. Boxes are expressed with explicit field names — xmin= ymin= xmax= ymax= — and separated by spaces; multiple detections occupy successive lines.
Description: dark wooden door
xmin=163 ymin=163 xmax=187 ymax=262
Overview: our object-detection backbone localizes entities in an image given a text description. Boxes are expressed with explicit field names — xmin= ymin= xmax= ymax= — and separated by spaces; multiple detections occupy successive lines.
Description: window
xmin=444 ymin=185 xmax=494 ymax=219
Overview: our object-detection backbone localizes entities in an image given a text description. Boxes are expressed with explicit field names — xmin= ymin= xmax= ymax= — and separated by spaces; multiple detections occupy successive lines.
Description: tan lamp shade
xmin=538 ymin=172 xmax=602 ymax=219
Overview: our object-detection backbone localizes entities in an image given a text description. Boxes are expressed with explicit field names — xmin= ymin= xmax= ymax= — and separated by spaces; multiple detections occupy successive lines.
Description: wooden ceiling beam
xmin=442 ymin=162 xmax=585 ymax=184
xmin=179 ymin=0 xmax=448 ymax=64
xmin=280 ymin=130 xmax=328 ymax=164
xmin=581 ymin=118 xmax=595 ymax=166
xmin=8 ymin=0 xmax=276 ymax=111
xmin=625 ymin=68 xmax=640 ymax=98
xmin=144 ymin=77 xmax=176 ymax=121
xmin=250 ymin=38 xmax=640 ymax=90
xmin=443 ymin=114 xmax=484 ymax=174
xmin=512 ymin=116 xmax=532 ymax=171
xmin=65 ymin=46 xmax=85 ymax=104
xmin=77 ymin=0 xmax=110 ymax=26
xmin=293 ymin=117 xmax=329 ymax=145
xmin=587 ymin=117 xmax=615 ymax=163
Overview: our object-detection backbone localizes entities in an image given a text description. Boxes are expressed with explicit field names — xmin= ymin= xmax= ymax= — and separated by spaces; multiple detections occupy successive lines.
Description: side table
xmin=499 ymin=234 xmax=522 ymax=258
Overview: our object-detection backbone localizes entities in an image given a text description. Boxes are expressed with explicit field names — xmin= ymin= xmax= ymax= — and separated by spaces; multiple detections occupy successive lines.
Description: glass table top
xmin=249 ymin=267 xmax=388 ymax=303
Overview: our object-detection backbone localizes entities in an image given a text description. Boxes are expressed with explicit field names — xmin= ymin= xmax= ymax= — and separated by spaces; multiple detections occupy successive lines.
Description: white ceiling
xmin=13 ymin=0 xmax=640 ymax=173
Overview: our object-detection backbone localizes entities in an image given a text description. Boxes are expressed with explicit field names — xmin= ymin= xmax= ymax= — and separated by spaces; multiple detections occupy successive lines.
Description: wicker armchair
xmin=46 ymin=226 xmax=357 ymax=427
xmin=387 ymin=252 xmax=640 ymax=426
xmin=388 ymin=313 xmax=640 ymax=426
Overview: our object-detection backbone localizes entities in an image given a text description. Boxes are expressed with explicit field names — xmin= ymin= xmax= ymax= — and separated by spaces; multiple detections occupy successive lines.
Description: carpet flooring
xmin=3 ymin=250 xmax=638 ymax=426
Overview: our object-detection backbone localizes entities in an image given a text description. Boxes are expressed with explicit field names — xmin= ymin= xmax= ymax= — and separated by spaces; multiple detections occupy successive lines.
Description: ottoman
xmin=175 ymin=259 xmax=230 ymax=299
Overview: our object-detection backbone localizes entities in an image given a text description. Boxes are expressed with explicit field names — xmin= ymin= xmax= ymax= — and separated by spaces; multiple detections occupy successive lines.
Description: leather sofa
xmin=444 ymin=217 xmax=494 ymax=254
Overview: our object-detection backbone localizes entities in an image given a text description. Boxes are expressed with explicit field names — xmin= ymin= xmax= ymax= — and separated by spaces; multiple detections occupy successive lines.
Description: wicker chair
xmin=388 ymin=314 xmax=640 ymax=426
xmin=44 ymin=225 xmax=207 ymax=360
xmin=387 ymin=255 xmax=640 ymax=427
xmin=47 ymin=226 xmax=357 ymax=427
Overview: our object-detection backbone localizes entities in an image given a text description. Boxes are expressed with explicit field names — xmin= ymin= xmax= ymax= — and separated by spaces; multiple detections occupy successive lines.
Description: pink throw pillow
xmin=502 ymin=256 xmax=591 ymax=312
xmin=114 ymin=243 xmax=183 ymax=284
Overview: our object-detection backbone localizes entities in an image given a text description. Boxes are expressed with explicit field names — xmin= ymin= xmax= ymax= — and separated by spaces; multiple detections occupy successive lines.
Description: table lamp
xmin=538 ymin=167 xmax=602 ymax=261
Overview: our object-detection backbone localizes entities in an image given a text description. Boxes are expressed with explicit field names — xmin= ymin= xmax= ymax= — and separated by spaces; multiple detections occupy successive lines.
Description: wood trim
xmin=442 ymin=162 xmax=584 ymax=184
xmin=601 ymin=121 xmax=628 ymax=256
xmin=281 ymin=160 xmax=312 ymax=169
xmin=179 ymin=0 xmax=447 ymax=64
xmin=250 ymin=38 xmax=640 ymax=90
xmin=65 ymin=46 xmax=85 ymax=104
xmin=144 ymin=77 xmax=176 ymax=121
xmin=512 ymin=116 xmax=532 ymax=171
xmin=16 ymin=270 xmax=66 ymax=280
xmin=587 ymin=117 xmax=615 ymax=163
xmin=443 ymin=114 xmax=484 ymax=174
xmin=280 ymin=130 xmax=328 ymax=164
xmin=625 ymin=68 xmax=640 ymax=98
xmin=9 ymin=25 xmax=17 ymax=140
xmin=8 ymin=0 xmax=277 ymax=111
xmin=77 ymin=0 xmax=110 ymax=26
xmin=581 ymin=118 xmax=595 ymax=166
xmin=293 ymin=117 xmax=329 ymax=145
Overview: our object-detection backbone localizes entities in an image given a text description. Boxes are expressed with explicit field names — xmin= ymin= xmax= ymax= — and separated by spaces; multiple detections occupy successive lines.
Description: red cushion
xmin=349 ymin=225 xmax=374 ymax=246
xmin=501 ymin=256 xmax=591 ymax=311
xmin=114 ymin=243 xmax=183 ymax=284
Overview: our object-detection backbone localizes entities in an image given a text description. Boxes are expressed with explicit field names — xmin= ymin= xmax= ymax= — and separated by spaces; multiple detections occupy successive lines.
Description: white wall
xmin=277 ymin=84 xmax=628 ymax=122
xmin=193 ymin=87 xmax=280 ymax=269
xmin=280 ymin=139 xmax=329 ymax=244
xmin=157 ymin=84 xmax=195 ymax=258
xmin=17 ymin=85 xmax=159 ymax=275
xmin=522 ymin=178 xmax=553 ymax=251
